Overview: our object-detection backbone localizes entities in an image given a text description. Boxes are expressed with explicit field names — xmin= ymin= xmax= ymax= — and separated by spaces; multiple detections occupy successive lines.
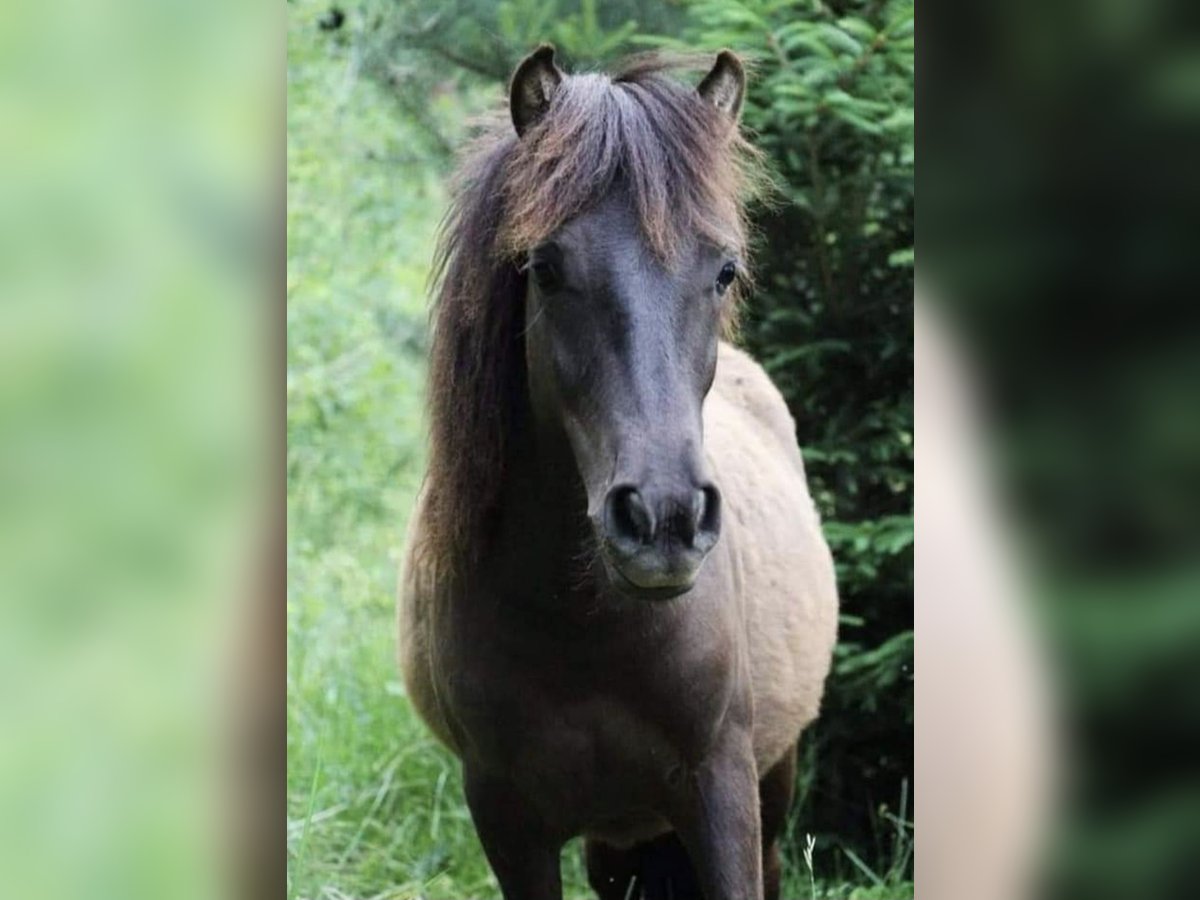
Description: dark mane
xmin=423 ymin=53 xmax=764 ymax=565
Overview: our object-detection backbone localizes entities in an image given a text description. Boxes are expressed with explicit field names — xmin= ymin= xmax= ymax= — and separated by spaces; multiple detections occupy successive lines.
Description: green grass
xmin=287 ymin=2 xmax=477 ymax=895
xmin=286 ymin=4 xmax=911 ymax=897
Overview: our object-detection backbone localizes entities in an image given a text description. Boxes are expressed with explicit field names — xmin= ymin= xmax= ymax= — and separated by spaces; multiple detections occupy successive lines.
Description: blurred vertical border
xmin=921 ymin=0 xmax=1200 ymax=898
xmin=0 ymin=1 xmax=279 ymax=899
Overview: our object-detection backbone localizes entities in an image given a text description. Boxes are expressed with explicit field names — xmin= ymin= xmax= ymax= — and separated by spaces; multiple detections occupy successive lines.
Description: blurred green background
xmin=921 ymin=4 xmax=1200 ymax=898
xmin=0 ymin=1 xmax=272 ymax=898
xmin=286 ymin=1 xmax=913 ymax=897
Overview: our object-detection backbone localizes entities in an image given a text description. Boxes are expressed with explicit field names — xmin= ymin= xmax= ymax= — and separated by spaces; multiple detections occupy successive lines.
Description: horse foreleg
xmin=464 ymin=769 xmax=563 ymax=900
xmin=669 ymin=729 xmax=764 ymax=900
xmin=758 ymin=743 xmax=797 ymax=900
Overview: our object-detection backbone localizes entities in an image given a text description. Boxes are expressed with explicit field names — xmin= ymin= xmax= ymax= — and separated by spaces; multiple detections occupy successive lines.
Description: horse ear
xmin=697 ymin=50 xmax=745 ymax=121
xmin=509 ymin=44 xmax=564 ymax=137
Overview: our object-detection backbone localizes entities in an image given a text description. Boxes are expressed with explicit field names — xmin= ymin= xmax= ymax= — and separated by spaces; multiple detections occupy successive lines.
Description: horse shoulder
xmin=711 ymin=342 xmax=808 ymax=477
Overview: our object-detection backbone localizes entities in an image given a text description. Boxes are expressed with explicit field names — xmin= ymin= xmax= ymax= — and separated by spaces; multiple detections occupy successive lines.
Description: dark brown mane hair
xmin=423 ymin=53 xmax=764 ymax=565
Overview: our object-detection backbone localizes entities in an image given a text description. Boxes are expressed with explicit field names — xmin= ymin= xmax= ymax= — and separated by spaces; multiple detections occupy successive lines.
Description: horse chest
xmin=438 ymin=607 xmax=739 ymax=832
xmin=454 ymin=679 xmax=693 ymax=837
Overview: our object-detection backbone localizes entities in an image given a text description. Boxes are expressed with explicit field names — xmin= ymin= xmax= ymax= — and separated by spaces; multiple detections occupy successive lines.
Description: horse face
xmin=523 ymin=191 xmax=738 ymax=599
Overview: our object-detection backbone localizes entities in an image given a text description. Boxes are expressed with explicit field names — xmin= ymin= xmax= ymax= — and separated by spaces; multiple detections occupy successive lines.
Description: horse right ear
xmin=697 ymin=50 xmax=746 ymax=121
xmin=509 ymin=44 xmax=564 ymax=137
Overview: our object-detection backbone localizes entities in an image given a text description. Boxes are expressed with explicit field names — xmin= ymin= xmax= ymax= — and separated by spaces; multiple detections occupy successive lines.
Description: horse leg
xmin=758 ymin=743 xmax=798 ymax=900
xmin=670 ymin=728 xmax=764 ymax=900
xmin=587 ymin=739 xmax=797 ymax=900
xmin=586 ymin=833 xmax=703 ymax=900
xmin=463 ymin=769 xmax=563 ymax=900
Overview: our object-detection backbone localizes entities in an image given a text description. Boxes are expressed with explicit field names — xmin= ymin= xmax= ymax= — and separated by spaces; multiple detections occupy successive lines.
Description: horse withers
xmin=399 ymin=46 xmax=838 ymax=900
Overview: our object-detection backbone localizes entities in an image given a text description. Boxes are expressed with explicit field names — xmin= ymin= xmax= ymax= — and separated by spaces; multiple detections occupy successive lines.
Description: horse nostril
xmin=604 ymin=483 xmax=721 ymax=554
xmin=697 ymin=484 xmax=721 ymax=543
xmin=687 ymin=490 xmax=705 ymax=540
xmin=605 ymin=486 xmax=655 ymax=548
xmin=669 ymin=489 xmax=704 ymax=546
xmin=665 ymin=487 xmax=721 ymax=549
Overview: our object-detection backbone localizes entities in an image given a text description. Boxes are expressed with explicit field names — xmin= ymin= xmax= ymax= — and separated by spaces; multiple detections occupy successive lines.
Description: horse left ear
xmin=697 ymin=50 xmax=745 ymax=121
xmin=510 ymin=44 xmax=564 ymax=137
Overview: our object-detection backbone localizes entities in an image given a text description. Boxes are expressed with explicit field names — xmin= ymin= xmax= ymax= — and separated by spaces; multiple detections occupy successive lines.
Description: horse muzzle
xmin=596 ymin=481 xmax=721 ymax=600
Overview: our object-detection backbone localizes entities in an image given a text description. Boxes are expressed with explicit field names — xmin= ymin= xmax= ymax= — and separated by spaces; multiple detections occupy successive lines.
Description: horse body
xmin=400 ymin=344 xmax=836 ymax=881
xmin=396 ymin=47 xmax=838 ymax=900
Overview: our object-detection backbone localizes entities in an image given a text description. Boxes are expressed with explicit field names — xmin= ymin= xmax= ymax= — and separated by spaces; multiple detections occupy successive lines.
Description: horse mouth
xmin=601 ymin=553 xmax=698 ymax=601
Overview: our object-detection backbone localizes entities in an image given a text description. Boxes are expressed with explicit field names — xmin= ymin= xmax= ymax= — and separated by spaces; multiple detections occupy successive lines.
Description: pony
xmin=399 ymin=46 xmax=838 ymax=900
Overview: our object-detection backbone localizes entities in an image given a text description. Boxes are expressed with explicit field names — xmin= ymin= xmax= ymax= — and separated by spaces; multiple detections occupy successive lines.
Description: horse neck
xmin=483 ymin=389 xmax=596 ymax=603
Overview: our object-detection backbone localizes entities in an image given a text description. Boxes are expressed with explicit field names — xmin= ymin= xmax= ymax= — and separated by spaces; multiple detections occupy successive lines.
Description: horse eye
xmin=715 ymin=261 xmax=738 ymax=295
xmin=528 ymin=259 xmax=561 ymax=291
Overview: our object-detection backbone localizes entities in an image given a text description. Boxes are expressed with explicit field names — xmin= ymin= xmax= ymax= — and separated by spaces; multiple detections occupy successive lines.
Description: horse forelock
xmin=423 ymin=53 xmax=764 ymax=568
xmin=503 ymin=58 xmax=758 ymax=260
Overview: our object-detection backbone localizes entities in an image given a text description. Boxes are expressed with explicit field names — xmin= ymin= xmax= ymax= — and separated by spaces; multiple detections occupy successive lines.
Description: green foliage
xmin=497 ymin=0 xmax=641 ymax=65
xmin=340 ymin=0 xmax=686 ymax=158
